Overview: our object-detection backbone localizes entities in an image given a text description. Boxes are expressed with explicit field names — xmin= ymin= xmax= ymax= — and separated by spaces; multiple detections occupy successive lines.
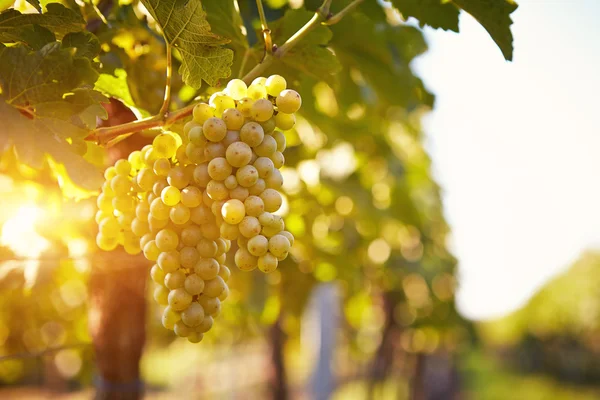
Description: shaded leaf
xmin=25 ymin=0 xmax=41 ymax=12
xmin=95 ymin=68 xmax=151 ymax=117
xmin=9 ymin=24 xmax=55 ymax=50
xmin=203 ymin=0 xmax=248 ymax=50
xmin=62 ymin=31 xmax=100 ymax=59
xmin=391 ymin=0 xmax=459 ymax=31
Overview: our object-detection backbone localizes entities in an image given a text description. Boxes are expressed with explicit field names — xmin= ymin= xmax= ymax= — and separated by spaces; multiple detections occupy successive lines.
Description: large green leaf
xmin=203 ymin=0 xmax=248 ymax=50
xmin=139 ymin=0 xmax=234 ymax=88
xmin=391 ymin=0 xmax=459 ymax=31
xmin=61 ymin=31 xmax=100 ymax=60
xmin=452 ymin=0 xmax=518 ymax=61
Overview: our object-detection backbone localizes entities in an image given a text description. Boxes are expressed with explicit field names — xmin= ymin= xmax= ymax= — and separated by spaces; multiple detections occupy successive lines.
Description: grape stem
xmin=158 ymin=43 xmax=173 ymax=117
xmin=256 ymin=0 xmax=273 ymax=57
xmin=87 ymin=0 xmax=359 ymax=146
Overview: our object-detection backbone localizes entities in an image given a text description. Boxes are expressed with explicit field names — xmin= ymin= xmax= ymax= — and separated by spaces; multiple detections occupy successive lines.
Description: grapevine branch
xmin=87 ymin=0 xmax=361 ymax=146
xmin=256 ymin=0 xmax=272 ymax=57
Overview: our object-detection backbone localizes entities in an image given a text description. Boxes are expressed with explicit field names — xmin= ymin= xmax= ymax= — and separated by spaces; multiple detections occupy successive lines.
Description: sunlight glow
xmin=0 ymin=205 xmax=50 ymax=259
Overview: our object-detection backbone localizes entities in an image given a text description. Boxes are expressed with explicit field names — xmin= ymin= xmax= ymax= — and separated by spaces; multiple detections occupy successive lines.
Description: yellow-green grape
xmin=196 ymin=316 xmax=213 ymax=333
xmin=203 ymin=276 xmax=226 ymax=298
xmin=216 ymin=253 xmax=226 ymax=265
xmin=175 ymin=144 xmax=188 ymax=165
xmin=272 ymin=131 xmax=287 ymax=152
xmin=142 ymin=145 xmax=158 ymax=167
xmin=226 ymin=78 xmax=248 ymax=100
xmin=258 ymin=253 xmax=278 ymax=273
xmin=260 ymin=118 xmax=276 ymax=134
xmin=276 ymin=89 xmax=302 ymax=114
xmin=98 ymin=217 xmax=119 ymax=236
xmin=161 ymin=186 xmax=181 ymax=206
xmin=95 ymin=210 xmax=112 ymax=224
xmin=96 ymin=193 xmax=113 ymax=213
xmin=220 ymin=222 xmax=240 ymax=240
xmin=224 ymin=175 xmax=238 ymax=190
xmin=96 ymin=233 xmax=118 ymax=251
xmin=188 ymin=126 xmax=207 ymax=146
xmin=170 ymin=203 xmax=191 ymax=225
xmin=184 ymin=274 xmax=205 ymax=296
xmin=153 ymin=133 xmax=178 ymax=158
xmin=254 ymin=157 xmax=274 ymax=178
xmin=193 ymin=103 xmax=214 ymax=124
xmin=104 ymin=166 xmax=117 ymax=180
xmin=193 ymin=163 xmax=211 ymax=188
xmin=247 ymin=82 xmax=267 ymax=100
xmin=265 ymin=169 xmax=283 ymax=190
xmin=190 ymin=205 xmax=214 ymax=225
xmin=113 ymin=195 xmax=134 ymax=213
xmin=110 ymin=175 xmax=131 ymax=196
xmin=128 ymin=151 xmax=144 ymax=171
xmin=252 ymin=77 xmax=267 ymax=86
xmin=218 ymin=265 xmax=231 ymax=282
xmin=140 ymin=233 xmax=153 ymax=249
xmin=198 ymin=296 xmax=221 ymax=316
xmin=236 ymin=165 xmax=259 ymax=188
xmin=154 ymin=286 xmax=170 ymax=306
xmin=179 ymin=186 xmax=201 ymax=208
xmin=101 ymin=181 xmax=114 ymax=197
xmin=240 ymin=122 xmax=264 ymax=147
xmin=155 ymin=228 xmax=179 ymax=252
xmin=131 ymin=217 xmax=150 ymax=237
xmin=162 ymin=306 xmax=182 ymax=330
xmin=280 ymin=231 xmax=294 ymax=246
xmin=215 ymin=238 xmax=228 ymax=254
xmin=194 ymin=258 xmax=220 ymax=280
xmin=268 ymin=234 xmax=291 ymax=258
xmin=236 ymin=97 xmax=254 ymax=117
xmin=206 ymin=180 xmax=228 ymax=201
xmin=153 ymin=158 xmax=171 ymax=177
xmin=271 ymin=151 xmax=285 ymax=169
xmin=225 ymin=142 xmax=252 ymax=168
xmin=251 ymin=99 xmax=274 ymax=122
xmin=258 ymin=212 xmax=275 ymax=227
xmin=270 ymin=214 xmax=286 ymax=232
xmin=235 ymin=247 xmax=258 ymax=271
xmin=262 ymin=224 xmax=281 ymax=238
xmin=188 ymin=332 xmax=204 ymax=343
xmin=247 ymin=235 xmax=268 ymax=257
xmin=168 ymin=166 xmax=190 ymax=189
xmin=115 ymin=159 xmax=132 ymax=176
xmin=150 ymin=197 xmax=170 ymax=220
xmin=229 ymin=185 xmax=249 ymax=201
xmin=197 ymin=239 xmax=218 ymax=258
xmin=118 ymin=213 xmax=134 ymax=230
xmin=208 ymin=157 xmax=233 ymax=181
xmin=137 ymin=168 xmax=158 ymax=192
xmin=201 ymin=222 xmax=220 ymax=240
xmin=238 ymin=216 xmax=261 ymax=238
xmin=260 ymin=189 xmax=282 ymax=212
xmin=168 ymin=288 xmax=193 ymax=311
xmin=237 ymin=235 xmax=249 ymax=248
xmin=184 ymin=120 xmax=198 ymax=137
xmin=186 ymin=142 xmax=205 ymax=164
xmin=174 ymin=321 xmax=192 ymax=337
xmin=202 ymin=190 xmax=214 ymax=207
xmin=203 ymin=117 xmax=227 ymax=142
xmin=204 ymin=141 xmax=226 ymax=159
xmin=148 ymin=215 xmax=169 ymax=232
xmin=274 ymin=112 xmax=295 ymax=130
xmin=209 ymin=92 xmax=236 ymax=113
xmin=254 ymin=134 xmax=277 ymax=157
xmin=221 ymin=199 xmax=245 ymax=224
xmin=181 ymin=225 xmax=203 ymax=247
xmin=211 ymin=200 xmax=225 ymax=220
xmin=153 ymin=178 xmax=169 ymax=197
xmin=151 ymin=264 xmax=166 ymax=284
xmin=218 ymin=286 xmax=229 ymax=301
xmin=180 ymin=246 xmax=200 ymax=269
xmin=223 ymin=130 xmax=241 ymax=147
xmin=222 ymin=108 xmax=244 ymax=130
xmin=165 ymin=270 xmax=186 ymax=290
xmin=265 ymin=74 xmax=287 ymax=97
xmin=244 ymin=196 xmax=265 ymax=217
xmin=182 ymin=303 xmax=205 ymax=327
xmin=158 ymin=250 xmax=181 ymax=273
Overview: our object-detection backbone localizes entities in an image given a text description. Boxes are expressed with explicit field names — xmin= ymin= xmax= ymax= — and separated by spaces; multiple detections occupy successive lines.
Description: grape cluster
xmin=95 ymin=75 xmax=298 ymax=343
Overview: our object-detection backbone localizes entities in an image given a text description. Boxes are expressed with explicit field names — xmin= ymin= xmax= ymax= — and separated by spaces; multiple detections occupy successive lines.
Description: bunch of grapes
xmin=95 ymin=75 xmax=298 ymax=343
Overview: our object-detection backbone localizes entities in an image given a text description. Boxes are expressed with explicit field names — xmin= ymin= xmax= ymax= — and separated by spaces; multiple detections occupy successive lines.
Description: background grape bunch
xmin=95 ymin=75 xmax=298 ymax=342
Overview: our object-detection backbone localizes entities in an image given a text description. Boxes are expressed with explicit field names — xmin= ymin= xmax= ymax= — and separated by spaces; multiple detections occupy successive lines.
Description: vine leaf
xmin=391 ymin=0 xmax=459 ymax=31
xmin=25 ymin=0 xmax=41 ymax=12
xmin=203 ymin=0 xmax=248 ymax=51
xmin=62 ymin=31 xmax=100 ymax=60
xmin=139 ymin=0 xmax=234 ymax=88
xmin=95 ymin=69 xmax=151 ymax=118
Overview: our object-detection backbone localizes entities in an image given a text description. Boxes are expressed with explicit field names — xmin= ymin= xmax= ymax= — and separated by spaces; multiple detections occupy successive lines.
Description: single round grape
xmin=243 ymin=196 xmax=265 ymax=217
xmin=193 ymin=163 xmax=211 ymax=188
xmin=203 ymin=276 xmax=226 ymax=298
xmin=150 ymin=197 xmax=170 ymax=220
xmin=151 ymin=264 xmax=166 ymax=284
xmin=178 ymin=246 xmax=198 ymax=269
xmin=190 ymin=205 xmax=213 ymax=225
xmin=153 ymin=158 xmax=171 ymax=177
xmin=271 ymin=130 xmax=285 ymax=150
xmin=181 ymin=225 xmax=203 ymax=247
xmin=110 ymin=175 xmax=131 ymax=196
xmin=209 ymin=92 xmax=236 ymax=113
xmin=208 ymin=157 xmax=233 ymax=181
xmin=153 ymin=133 xmax=178 ymax=158
xmin=220 ymin=223 xmax=240 ymax=240
xmin=96 ymin=194 xmax=114 ymax=213
xmin=274 ymin=112 xmax=295 ymax=131
xmin=280 ymin=231 xmax=294 ymax=247
xmin=229 ymin=185 xmax=250 ymax=201
xmin=265 ymin=169 xmax=283 ymax=190
xmin=202 ymin=222 xmax=219 ymax=242
xmin=240 ymin=122 xmax=265 ymax=147
xmin=276 ymin=89 xmax=302 ymax=114
xmin=96 ymin=233 xmax=118 ymax=251
xmin=258 ymin=253 xmax=278 ymax=273
xmin=183 ymin=274 xmax=204 ymax=296
xmin=269 ymin=234 xmax=291 ymax=258
xmin=224 ymin=175 xmax=238 ymax=190
xmin=180 ymin=186 xmax=202 ymax=208
xmin=175 ymin=144 xmax=188 ymax=165
xmin=194 ymin=258 xmax=220 ymax=280
xmin=143 ymin=240 xmax=160 ymax=261
xmin=215 ymin=253 xmax=226 ymax=266
xmin=218 ymin=265 xmax=231 ymax=282
xmin=204 ymin=141 xmax=226 ymax=159
xmin=247 ymin=235 xmax=269 ymax=257
xmin=186 ymin=142 xmax=205 ymax=164
xmin=188 ymin=332 xmax=204 ymax=343
xmin=115 ymin=159 xmax=132 ymax=176
xmin=222 ymin=131 xmax=240 ymax=149
xmin=236 ymin=165 xmax=259 ymax=188
xmin=182 ymin=302 xmax=205 ymax=327
xmin=148 ymin=215 xmax=169 ymax=232
xmin=203 ymin=117 xmax=227 ymax=142
xmin=168 ymin=288 xmax=192 ymax=311
xmin=158 ymin=250 xmax=181 ymax=273
xmin=226 ymin=142 xmax=253 ymax=168
xmin=170 ymin=203 xmax=191 ymax=225
xmin=131 ymin=217 xmax=150 ymax=237
xmin=155 ymin=228 xmax=179 ymax=252
xmin=247 ymin=83 xmax=267 ymax=100
xmin=221 ymin=199 xmax=245 ymax=224
xmin=258 ymin=212 xmax=275 ymax=227
xmin=202 ymin=190 xmax=214 ymax=207
xmin=165 ymin=270 xmax=186 ymax=290
xmin=235 ymin=247 xmax=258 ymax=271
xmin=124 ymin=237 xmax=142 ymax=256
xmin=206 ymin=180 xmax=228 ymax=201
xmin=261 ymin=224 xmax=281 ymax=238
xmin=254 ymin=134 xmax=277 ymax=157
xmin=271 ymin=151 xmax=285 ymax=169
xmin=98 ymin=217 xmax=120 ymax=236
xmin=260 ymin=118 xmax=276 ymax=135
xmin=193 ymin=103 xmax=214 ymax=124
xmin=95 ymin=210 xmax=112 ymax=225
xmin=254 ymin=157 xmax=274 ymax=179
xmin=238 ymin=216 xmax=261 ymax=238
xmin=261 ymin=189 xmax=282 ymax=212
xmin=197 ymin=239 xmax=218 ymax=258
xmin=270 ymin=214 xmax=286 ymax=231
xmin=140 ymin=233 xmax=153 ymax=249
xmin=142 ymin=145 xmax=159 ymax=167
xmin=226 ymin=78 xmax=248 ymax=100
xmin=101 ymin=179 xmax=114 ymax=196
xmin=136 ymin=168 xmax=157 ymax=192
xmin=222 ymin=108 xmax=244 ymax=130
xmin=152 ymin=178 xmax=168 ymax=196
xmin=184 ymin=120 xmax=199 ymax=137
xmin=161 ymin=186 xmax=181 ymax=206
xmin=266 ymin=75 xmax=287 ymax=97
xmin=251 ymin=98 xmax=274 ymax=122
xmin=188 ymin=126 xmax=207 ymax=146
xmin=154 ymin=286 xmax=169 ymax=306
xmin=128 ymin=151 xmax=144 ymax=171
xmin=196 ymin=315 xmax=213 ymax=333
xmin=104 ymin=166 xmax=117 ymax=180
xmin=118 ymin=213 xmax=134 ymax=230
xmin=236 ymin=97 xmax=254 ymax=117
xmin=198 ymin=296 xmax=221 ymax=316
xmin=174 ymin=321 xmax=192 ymax=337
xmin=167 ymin=166 xmax=190 ymax=189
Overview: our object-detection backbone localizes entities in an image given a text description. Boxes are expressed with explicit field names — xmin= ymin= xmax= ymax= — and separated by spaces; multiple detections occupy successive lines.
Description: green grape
xmin=131 ymin=217 xmax=150 ymax=237
xmin=268 ymin=234 xmax=291 ymax=258
xmin=218 ymin=265 xmax=231 ymax=282
xmin=184 ymin=274 xmax=205 ymax=296
xmin=244 ymin=196 xmax=265 ymax=217
xmin=226 ymin=78 xmax=248 ymax=100
xmin=170 ymin=203 xmax=191 ymax=224
xmin=209 ymin=92 xmax=236 ymax=113
xmin=206 ymin=180 xmax=228 ymax=201
xmin=211 ymin=200 xmax=225 ymax=220
xmin=237 ymin=236 xmax=249 ymax=249
xmin=198 ymin=295 xmax=221 ymax=316
xmin=193 ymin=103 xmax=214 ymax=124
xmin=258 ymin=212 xmax=275 ymax=227
xmin=95 ymin=210 xmax=112 ymax=224
xmin=175 ymin=144 xmax=189 ymax=165
xmin=174 ymin=321 xmax=192 ymax=337
xmin=115 ymin=159 xmax=132 ymax=176
xmin=254 ymin=157 xmax=274 ymax=178
xmin=190 ymin=205 xmax=214 ymax=225
xmin=148 ymin=216 xmax=169 ymax=232
xmin=128 ymin=151 xmax=144 ymax=171
xmin=247 ymin=235 xmax=268 ymax=257
xmin=162 ymin=306 xmax=182 ymax=330
xmin=96 ymin=233 xmax=118 ymax=251
xmin=226 ymin=142 xmax=252 ymax=168
xmin=183 ymin=120 xmax=199 ymax=137
xmin=140 ymin=233 xmax=153 ymax=250
xmin=152 ymin=158 xmax=170 ymax=178
xmin=220 ymin=222 xmax=239 ymax=240
xmin=221 ymin=199 xmax=245 ymax=224
xmin=203 ymin=117 xmax=227 ymax=142
xmin=110 ymin=175 xmax=131 ymax=196
xmin=235 ymin=247 xmax=258 ymax=271
xmin=252 ymin=77 xmax=267 ymax=86
xmin=165 ymin=270 xmax=186 ymax=290
xmin=272 ymin=131 xmax=287 ymax=152
xmin=276 ymin=89 xmax=302 ymax=114
xmin=258 ymin=253 xmax=278 ymax=273
xmin=238 ymin=216 xmax=262 ymax=238
xmin=236 ymin=165 xmax=259 ymax=188
xmin=261 ymin=224 xmax=281 ymax=238
xmin=118 ymin=213 xmax=134 ymax=230
xmin=280 ymin=231 xmax=294 ymax=246
xmin=254 ymin=134 xmax=277 ymax=157
xmin=229 ymin=185 xmax=249 ymax=201
xmin=203 ymin=276 xmax=226 ymax=298
xmin=194 ymin=258 xmax=220 ymax=280
xmin=222 ymin=108 xmax=244 ymax=130
xmin=271 ymin=151 xmax=285 ymax=169
xmin=151 ymin=264 xmax=166 ymax=284
xmin=181 ymin=225 xmax=203 ymax=247
xmin=208 ymin=157 xmax=233 ymax=181
xmin=153 ymin=133 xmax=178 ymax=158
xmin=137 ymin=168 xmax=158 ymax=192
xmin=158 ymin=250 xmax=181 ymax=273
xmin=156 ymin=228 xmax=179 ymax=251
xmin=215 ymin=253 xmax=226 ymax=265
xmin=150 ymin=197 xmax=170 ymax=220
xmin=236 ymin=97 xmax=254 ymax=117
xmin=113 ymin=195 xmax=135 ymax=213
xmin=180 ymin=186 xmax=201 ymax=208
xmin=270 ymin=214 xmax=286 ymax=232
xmin=188 ymin=126 xmax=207 ymax=145
xmin=266 ymin=74 xmax=287 ymax=97
xmin=202 ymin=190 xmax=214 ymax=207
xmin=201 ymin=222 xmax=220 ymax=240
xmin=136 ymin=201 xmax=150 ymax=219
xmin=182 ymin=302 xmax=205 ymax=327
xmin=219 ymin=286 xmax=229 ymax=301
xmin=215 ymin=238 xmax=228 ymax=254
xmin=265 ymin=169 xmax=283 ymax=190
xmin=260 ymin=189 xmax=282 ymax=212
xmin=142 ymin=145 xmax=158 ymax=167
xmin=98 ymin=217 xmax=120 ymax=237
xmin=153 ymin=178 xmax=169 ymax=197
xmin=186 ymin=142 xmax=205 ymax=164
xmin=240 ymin=122 xmax=265 ymax=147
xmin=188 ymin=332 xmax=204 ymax=343
xmin=143 ymin=240 xmax=161 ymax=261
xmin=223 ymin=130 xmax=241 ymax=148
xmin=197 ymin=239 xmax=218 ymax=258
xmin=195 ymin=316 xmax=213 ymax=333
xmin=260 ymin=118 xmax=276 ymax=135
xmin=274 ymin=112 xmax=295 ymax=131
xmin=168 ymin=288 xmax=193 ymax=311
xmin=154 ymin=286 xmax=170 ymax=306
xmin=180 ymin=246 xmax=200 ymax=269
xmin=247 ymin=83 xmax=267 ymax=100
xmin=204 ymin=142 xmax=226 ymax=159
xmin=193 ymin=163 xmax=211 ymax=187
xmin=104 ymin=166 xmax=117 ymax=180
xmin=167 ymin=166 xmax=190 ymax=189
xmin=161 ymin=186 xmax=181 ymax=206
xmin=101 ymin=181 xmax=115 ymax=197
xmin=96 ymin=193 xmax=113 ymax=213
xmin=224 ymin=175 xmax=238 ymax=190
xmin=251 ymin=99 xmax=274 ymax=122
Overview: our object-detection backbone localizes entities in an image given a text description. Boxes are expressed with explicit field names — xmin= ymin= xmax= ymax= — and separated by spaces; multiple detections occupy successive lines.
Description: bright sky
xmin=412 ymin=0 xmax=600 ymax=320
